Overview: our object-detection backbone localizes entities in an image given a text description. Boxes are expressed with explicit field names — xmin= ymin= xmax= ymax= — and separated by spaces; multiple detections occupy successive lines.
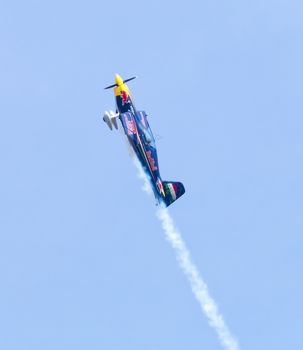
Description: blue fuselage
xmin=116 ymin=95 xmax=163 ymax=201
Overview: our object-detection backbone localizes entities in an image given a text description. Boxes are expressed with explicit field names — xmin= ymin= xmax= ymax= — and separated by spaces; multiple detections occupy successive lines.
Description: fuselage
xmin=113 ymin=75 xmax=165 ymax=200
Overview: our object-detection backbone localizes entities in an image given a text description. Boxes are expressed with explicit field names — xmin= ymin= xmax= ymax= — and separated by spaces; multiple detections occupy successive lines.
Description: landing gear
xmin=103 ymin=110 xmax=119 ymax=130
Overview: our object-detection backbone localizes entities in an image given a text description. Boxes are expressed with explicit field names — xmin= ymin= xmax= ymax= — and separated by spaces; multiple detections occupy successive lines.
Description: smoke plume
xmin=134 ymin=159 xmax=239 ymax=350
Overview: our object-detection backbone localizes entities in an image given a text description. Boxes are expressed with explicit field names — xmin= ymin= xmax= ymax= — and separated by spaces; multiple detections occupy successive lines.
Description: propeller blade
xmin=123 ymin=76 xmax=137 ymax=84
xmin=104 ymin=83 xmax=117 ymax=90
xmin=104 ymin=76 xmax=137 ymax=90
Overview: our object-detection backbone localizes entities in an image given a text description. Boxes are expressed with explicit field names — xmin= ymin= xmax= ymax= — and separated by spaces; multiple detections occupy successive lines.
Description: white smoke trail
xmin=133 ymin=159 xmax=239 ymax=350
xmin=156 ymin=207 xmax=239 ymax=350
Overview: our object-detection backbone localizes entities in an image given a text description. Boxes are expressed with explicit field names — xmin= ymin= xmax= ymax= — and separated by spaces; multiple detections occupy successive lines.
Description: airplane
xmin=103 ymin=74 xmax=185 ymax=207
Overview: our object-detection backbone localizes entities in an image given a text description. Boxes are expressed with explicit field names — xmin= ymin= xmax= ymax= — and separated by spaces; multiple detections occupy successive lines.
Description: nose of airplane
xmin=115 ymin=74 xmax=123 ymax=86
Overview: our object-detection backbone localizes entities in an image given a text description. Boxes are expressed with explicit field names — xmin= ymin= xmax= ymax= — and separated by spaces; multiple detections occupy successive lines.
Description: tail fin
xmin=162 ymin=181 xmax=185 ymax=207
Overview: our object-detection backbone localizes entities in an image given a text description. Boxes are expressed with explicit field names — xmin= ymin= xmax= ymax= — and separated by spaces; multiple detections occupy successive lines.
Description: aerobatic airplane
xmin=103 ymin=74 xmax=185 ymax=207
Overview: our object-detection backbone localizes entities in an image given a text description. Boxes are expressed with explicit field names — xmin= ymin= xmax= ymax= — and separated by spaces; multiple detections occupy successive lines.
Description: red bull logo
xmin=124 ymin=115 xmax=136 ymax=135
xmin=146 ymin=150 xmax=158 ymax=171
xmin=120 ymin=90 xmax=128 ymax=105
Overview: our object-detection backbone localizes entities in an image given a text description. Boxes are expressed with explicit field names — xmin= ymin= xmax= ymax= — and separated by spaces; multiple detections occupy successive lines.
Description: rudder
xmin=162 ymin=181 xmax=185 ymax=207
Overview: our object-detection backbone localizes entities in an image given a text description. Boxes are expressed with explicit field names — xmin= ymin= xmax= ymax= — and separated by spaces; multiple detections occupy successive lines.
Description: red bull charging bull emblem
xmin=124 ymin=115 xmax=136 ymax=135
xmin=120 ymin=90 xmax=128 ymax=105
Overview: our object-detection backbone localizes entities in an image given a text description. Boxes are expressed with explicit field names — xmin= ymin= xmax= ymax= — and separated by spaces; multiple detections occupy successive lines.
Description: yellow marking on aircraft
xmin=114 ymin=73 xmax=130 ymax=97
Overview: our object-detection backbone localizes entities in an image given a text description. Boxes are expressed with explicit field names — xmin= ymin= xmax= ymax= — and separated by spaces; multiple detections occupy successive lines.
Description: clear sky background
xmin=1 ymin=1 xmax=303 ymax=349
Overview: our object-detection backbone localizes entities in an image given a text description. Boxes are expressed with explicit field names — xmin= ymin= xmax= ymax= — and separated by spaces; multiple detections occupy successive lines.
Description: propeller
xmin=104 ymin=76 xmax=137 ymax=89
xmin=104 ymin=83 xmax=117 ymax=90
xmin=123 ymin=76 xmax=137 ymax=84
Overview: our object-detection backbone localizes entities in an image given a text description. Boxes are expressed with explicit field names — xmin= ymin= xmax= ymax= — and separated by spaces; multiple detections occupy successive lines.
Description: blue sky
xmin=1 ymin=1 xmax=303 ymax=349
